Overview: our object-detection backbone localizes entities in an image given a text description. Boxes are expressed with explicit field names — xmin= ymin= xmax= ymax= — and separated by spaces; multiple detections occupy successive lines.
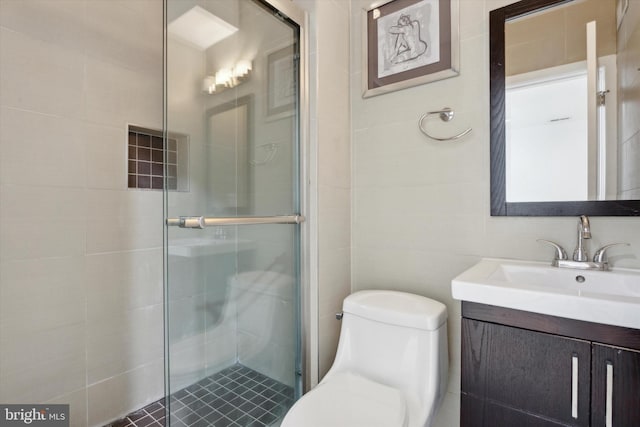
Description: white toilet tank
xmin=326 ymin=290 xmax=448 ymax=427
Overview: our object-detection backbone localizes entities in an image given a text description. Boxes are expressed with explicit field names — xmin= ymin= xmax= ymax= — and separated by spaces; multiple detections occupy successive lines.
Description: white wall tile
xmin=0 ymin=29 xmax=84 ymax=118
xmin=85 ymin=189 xmax=163 ymax=253
xmin=204 ymin=327 xmax=238 ymax=376
xmin=0 ymin=1 xmax=163 ymax=424
xmin=83 ymin=57 xmax=162 ymax=129
xmin=318 ymin=247 xmax=351 ymax=312
xmin=459 ymin=0 xmax=487 ymax=40
xmin=87 ymin=359 xmax=164 ymax=426
xmin=0 ymin=257 xmax=86 ymax=333
xmin=84 ymin=123 xmax=127 ymax=190
xmin=0 ymin=0 xmax=87 ymax=54
xmin=318 ymin=186 xmax=351 ymax=251
xmin=0 ymin=184 xmax=86 ymax=219
xmin=0 ymin=107 xmax=87 ymax=187
xmin=0 ymin=218 xmax=86 ymax=261
xmin=86 ymin=249 xmax=163 ymax=318
xmin=0 ymin=323 xmax=86 ymax=403
xmin=168 ymin=336 xmax=207 ymax=393
xmin=302 ymin=0 xmax=353 ymax=384
xmin=318 ymin=311 xmax=340 ymax=379
xmin=168 ymin=296 xmax=207 ymax=343
xmin=86 ymin=305 xmax=163 ymax=384
xmin=44 ymin=388 xmax=88 ymax=427
xmin=83 ymin=0 xmax=162 ymax=75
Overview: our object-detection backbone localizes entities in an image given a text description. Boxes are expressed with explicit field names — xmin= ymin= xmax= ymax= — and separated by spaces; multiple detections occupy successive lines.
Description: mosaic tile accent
xmin=127 ymin=126 xmax=178 ymax=191
xmin=107 ymin=364 xmax=294 ymax=427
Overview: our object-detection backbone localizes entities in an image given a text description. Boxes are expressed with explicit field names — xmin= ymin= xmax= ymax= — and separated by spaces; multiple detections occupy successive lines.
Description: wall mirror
xmin=490 ymin=0 xmax=640 ymax=216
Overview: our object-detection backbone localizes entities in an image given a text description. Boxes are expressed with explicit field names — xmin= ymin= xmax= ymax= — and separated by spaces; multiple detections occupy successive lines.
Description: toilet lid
xmin=282 ymin=372 xmax=408 ymax=427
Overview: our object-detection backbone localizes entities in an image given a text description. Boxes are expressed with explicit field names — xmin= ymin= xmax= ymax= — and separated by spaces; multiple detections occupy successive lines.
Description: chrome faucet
xmin=538 ymin=215 xmax=629 ymax=271
xmin=573 ymin=215 xmax=591 ymax=262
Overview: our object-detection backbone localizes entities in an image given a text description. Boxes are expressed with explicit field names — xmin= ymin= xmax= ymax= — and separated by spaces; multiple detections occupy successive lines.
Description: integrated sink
xmin=168 ymin=237 xmax=252 ymax=257
xmin=452 ymin=258 xmax=640 ymax=329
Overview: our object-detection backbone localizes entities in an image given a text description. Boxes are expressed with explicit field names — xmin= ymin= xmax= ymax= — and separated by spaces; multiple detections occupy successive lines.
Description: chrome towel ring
xmin=418 ymin=107 xmax=472 ymax=141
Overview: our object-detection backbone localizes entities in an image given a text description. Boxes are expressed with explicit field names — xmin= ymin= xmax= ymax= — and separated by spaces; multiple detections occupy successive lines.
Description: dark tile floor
xmin=108 ymin=364 xmax=294 ymax=427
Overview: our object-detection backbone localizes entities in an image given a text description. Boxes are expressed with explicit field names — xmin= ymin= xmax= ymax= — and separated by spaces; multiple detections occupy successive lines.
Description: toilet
xmin=282 ymin=290 xmax=448 ymax=427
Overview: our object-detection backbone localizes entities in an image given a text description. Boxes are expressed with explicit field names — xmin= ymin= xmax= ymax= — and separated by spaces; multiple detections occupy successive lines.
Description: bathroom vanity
xmin=451 ymin=257 xmax=640 ymax=426
xmin=460 ymin=302 xmax=640 ymax=426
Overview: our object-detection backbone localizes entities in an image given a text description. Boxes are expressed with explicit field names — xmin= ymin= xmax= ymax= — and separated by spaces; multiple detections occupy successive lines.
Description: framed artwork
xmin=267 ymin=44 xmax=296 ymax=118
xmin=362 ymin=0 xmax=460 ymax=98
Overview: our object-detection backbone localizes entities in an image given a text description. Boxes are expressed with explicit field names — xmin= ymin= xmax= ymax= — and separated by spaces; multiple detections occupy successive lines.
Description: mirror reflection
xmin=206 ymin=96 xmax=253 ymax=215
xmin=503 ymin=0 xmax=639 ymax=203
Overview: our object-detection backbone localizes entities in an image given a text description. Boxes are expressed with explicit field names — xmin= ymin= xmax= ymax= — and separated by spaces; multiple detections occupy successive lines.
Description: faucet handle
xmin=537 ymin=239 xmax=568 ymax=260
xmin=593 ymin=243 xmax=630 ymax=263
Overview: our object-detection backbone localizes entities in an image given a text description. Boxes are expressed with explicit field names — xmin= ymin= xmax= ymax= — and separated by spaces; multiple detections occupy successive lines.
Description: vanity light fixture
xmin=203 ymin=60 xmax=252 ymax=94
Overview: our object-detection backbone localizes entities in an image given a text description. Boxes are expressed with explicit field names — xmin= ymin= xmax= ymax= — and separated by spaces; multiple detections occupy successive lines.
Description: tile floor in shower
xmin=108 ymin=364 xmax=294 ymax=427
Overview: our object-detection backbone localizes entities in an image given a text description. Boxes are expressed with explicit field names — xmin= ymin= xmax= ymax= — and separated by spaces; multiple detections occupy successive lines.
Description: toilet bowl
xmin=282 ymin=290 xmax=448 ymax=427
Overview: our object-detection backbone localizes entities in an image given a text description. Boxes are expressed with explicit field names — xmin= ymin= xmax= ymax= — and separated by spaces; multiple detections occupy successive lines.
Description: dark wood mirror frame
xmin=489 ymin=0 xmax=640 ymax=216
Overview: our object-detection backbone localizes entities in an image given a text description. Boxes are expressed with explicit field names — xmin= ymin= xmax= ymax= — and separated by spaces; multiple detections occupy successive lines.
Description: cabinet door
xmin=592 ymin=344 xmax=640 ymax=427
xmin=462 ymin=318 xmax=591 ymax=426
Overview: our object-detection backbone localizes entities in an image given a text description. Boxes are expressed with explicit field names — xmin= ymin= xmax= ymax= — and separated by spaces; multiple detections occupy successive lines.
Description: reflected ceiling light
xmin=203 ymin=60 xmax=253 ymax=94
xmin=168 ymin=6 xmax=238 ymax=50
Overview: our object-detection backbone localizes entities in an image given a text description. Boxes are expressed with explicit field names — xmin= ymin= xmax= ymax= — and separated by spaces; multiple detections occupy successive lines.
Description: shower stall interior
xmin=163 ymin=1 xmax=305 ymax=426
xmin=0 ymin=0 xmax=305 ymax=426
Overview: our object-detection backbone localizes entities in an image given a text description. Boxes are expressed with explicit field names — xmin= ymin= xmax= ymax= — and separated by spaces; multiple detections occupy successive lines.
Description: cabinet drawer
xmin=462 ymin=318 xmax=591 ymax=426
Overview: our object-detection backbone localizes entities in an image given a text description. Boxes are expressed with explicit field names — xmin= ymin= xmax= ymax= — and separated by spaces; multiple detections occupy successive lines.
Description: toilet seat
xmin=281 ymin=372 xmax=408 ymax=427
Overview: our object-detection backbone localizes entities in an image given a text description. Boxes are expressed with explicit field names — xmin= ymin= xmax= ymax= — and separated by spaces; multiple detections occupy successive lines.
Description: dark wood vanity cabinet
xmin=591 ymin=344 xmax=640 ymax=426
xmin=460 ymin=302 xmax=640 ymax=427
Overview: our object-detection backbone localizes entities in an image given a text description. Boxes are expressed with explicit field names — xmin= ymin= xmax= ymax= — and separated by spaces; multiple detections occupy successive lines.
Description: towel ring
xmin=418 ymin=107 xmax=472 ymax=141
xmin=249 ymin=143 xmax=279 ymax=166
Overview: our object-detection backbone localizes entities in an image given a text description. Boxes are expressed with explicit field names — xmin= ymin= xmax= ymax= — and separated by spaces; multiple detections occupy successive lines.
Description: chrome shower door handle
xmin=179 ymin=216 xmax=206 ymax=229
xmin=166 ymin=215 xmax=305 ymax=228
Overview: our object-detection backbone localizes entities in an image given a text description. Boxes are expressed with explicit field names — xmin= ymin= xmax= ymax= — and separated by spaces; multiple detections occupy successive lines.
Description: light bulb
xmin=215 ymin=68 xmax=233 ymax=87
xmin=233 ymin=60 xmax=252 ymax=78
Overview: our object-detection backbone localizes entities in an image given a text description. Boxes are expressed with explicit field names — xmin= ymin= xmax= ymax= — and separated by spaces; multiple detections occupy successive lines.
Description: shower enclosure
xmin=164 ymin=1 xmax=306 ymax=426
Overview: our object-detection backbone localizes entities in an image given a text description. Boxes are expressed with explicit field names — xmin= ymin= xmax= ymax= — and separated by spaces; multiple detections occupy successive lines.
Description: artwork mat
xmin=377 ymin=0 xmax=440 ymax=78
xmin=362 ymin=0 xmax=460 ymax=98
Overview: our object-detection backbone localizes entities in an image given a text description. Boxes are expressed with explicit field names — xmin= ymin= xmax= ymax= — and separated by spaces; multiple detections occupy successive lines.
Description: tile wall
xmin=0 ymin=0 xmax=164 ymax=425
xmin=293 ymin=0 xmax=352 ymax=381
xmin=350 ymin=1 xmax=640 ymax=426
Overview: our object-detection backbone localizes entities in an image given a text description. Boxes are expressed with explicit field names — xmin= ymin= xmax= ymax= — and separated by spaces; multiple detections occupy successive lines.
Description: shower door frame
xmin=161 ymin=0 xmax=317 ymax=410
xmin=263 ymin=0 xmax=317 ymax=392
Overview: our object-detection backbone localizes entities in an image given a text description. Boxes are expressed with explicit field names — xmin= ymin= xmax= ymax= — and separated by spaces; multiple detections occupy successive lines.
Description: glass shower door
xmin=164 ymin=1 xmax=302 ymax=425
